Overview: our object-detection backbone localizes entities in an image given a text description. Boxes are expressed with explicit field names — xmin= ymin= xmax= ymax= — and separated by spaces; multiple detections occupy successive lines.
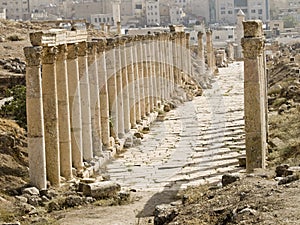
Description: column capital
xmin=206 ymin=29 xmax=212 ymax=35
xmin=77 ymin=41 xmax=88 ymax=56
xmin=197 ymin=31 xmax=203 ymax=38
xmin=67 ymin=43 xmax=79 ymax=60
xmin=87 ymin=41 xmax=97 ymax=55
xmin=56 ymin=44 xmax=68 ymax=61
xmin=42 ymin=46 xmax=58 ymax=64
xmin=241 ymin=37 xmax=264 ymax=59
xmin=105 ymin=38 xmax=116 ymax=51
xmin=24 ymin=46 xmax=42 ymax=66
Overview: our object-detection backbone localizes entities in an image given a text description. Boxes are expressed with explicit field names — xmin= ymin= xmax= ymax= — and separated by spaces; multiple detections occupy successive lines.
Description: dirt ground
xmin=0 ymin=20 xmax=299 ymax=225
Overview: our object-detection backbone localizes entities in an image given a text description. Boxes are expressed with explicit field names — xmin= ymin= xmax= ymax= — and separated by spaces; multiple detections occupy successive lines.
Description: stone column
xmin=197 ymin=31 xmax=205 ymax=74
xmin=125 ymin=36 xmax=136 ymax=128
xmin=115 ymin=38 xmax=125 ymax=138
xmin=177 ymin=32 xmax=184 ymax=86
xmin=241 ymin=20 xmax=267 ymax=172
xmin=154 ymin=33 xmax=162 ymax=104
xmin=24 ymin=46 xmax=47 ymax=190
xmin=106 ymin=38 xmax=119 ymax=140
xmin=143 ymin=36 xmax=150 ymax=115
xmin=120 ymin=37 xmax=131 ymax=132
xmin=67 ymin=43 xmax=83 ymax=170
xmin=117 ymin=21 xmax=121 ymax=35
xmin=133 ymin=36 xmax=142 ymax=123
xmin=160 ymin=33 xmax=166 ymax=101
xmin=147 ymin=35 xmax=154 ymax=112
xmin=78 ymin=42 xmax=93 ymax=160
xmin=137 ymin=36 xmax=146 ymax=119
xmin=185 ymin=32 xmax=191 ymax=77
xmin=56 ymin=44 xmax=72 ymax=180
xmin=150 ymin=35 xmax=158 ymax=108
xmin=88 ymin=41 xmax=102 ymax=156
xmin=42 ymin=46 xmax=60 ymax=186
xmin=100 ymin=23 xmax=105 ymax=32
xmin=97 ymin=39 xmax=111 ymax=148
xmin=171 ymin=33 xmax=179 ymax=86
xmin=168 ymin=34 xmax=175 ymax=96
xmin=164 ymin=34 xmax=171 ymax=100
xmin=206 ymin=29 xmax=214 ymax=72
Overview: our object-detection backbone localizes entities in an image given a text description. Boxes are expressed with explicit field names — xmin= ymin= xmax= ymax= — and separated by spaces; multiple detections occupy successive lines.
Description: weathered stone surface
xmin=82 ymin=181 xmax=121 ymax=199
xmin=278 ymin=174 xmax=299 ymax=185
xmin=222 ymin=174 xmax=240 ymax=186
xmin=275 ymin=164 xmax=293 ymax=177
xmin=154 ymin=204 xmax=179 ymax=225
xmin=22 ymin=187 xmax=40 ymax=196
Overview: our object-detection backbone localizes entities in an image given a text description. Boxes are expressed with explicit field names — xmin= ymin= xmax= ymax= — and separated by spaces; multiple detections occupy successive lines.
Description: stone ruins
xmin=24 ymin=22 xmax=267 ymax=189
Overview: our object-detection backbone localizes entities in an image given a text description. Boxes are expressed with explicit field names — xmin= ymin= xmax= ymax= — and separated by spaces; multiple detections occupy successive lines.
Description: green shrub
xmin=0 ymin=85 xmax=26 ymax=129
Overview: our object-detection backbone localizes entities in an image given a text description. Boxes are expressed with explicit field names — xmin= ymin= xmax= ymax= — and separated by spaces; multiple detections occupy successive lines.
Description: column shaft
xmin=24 ymin=46 xmax=47 ymax=189
xmin=97 ymin=40 xmax=111 ymax=148
xmin=42 ymin=46 xmax=60 ymax=186
xmin=88 ymin=41 xmax=102 ymax=156
xmin=67 ymin=43 xmax=83 ymax=170
xmin=56 ymin=44 xmax=72 ymax=180
xmin=241 ymin=20 xmax=267 ymax=172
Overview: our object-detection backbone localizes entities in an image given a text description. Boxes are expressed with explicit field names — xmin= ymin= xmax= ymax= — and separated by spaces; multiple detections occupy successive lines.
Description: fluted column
xmin=241 ymin=20 xmax=267 ymax=172
xmin=97 ymin=39 xmax=111 ymax=148
xmin=42 ymin=46 xmax=60 ymax=186
xmin=88 ymin=41 xmax=102 ymax=156
xmin=67 ymin=43 xmax=83 ymax=170
xmin=56 ymin=44 xmax=72 ymax=180
xmin=24 ymin=46 xmax=47 ymax=190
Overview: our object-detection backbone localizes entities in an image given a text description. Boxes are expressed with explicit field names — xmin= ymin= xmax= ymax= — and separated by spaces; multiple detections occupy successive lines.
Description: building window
xmin=136 ymin=4 xmax=142 ymax=9
xmin=251 ymin=9 xmax=256 ymax=13
xmin=221 ymin=11 xmax=226 ymax=14
xmin=215 ymin=36 xmax=220 ymax=39
xmin=228 ymin=35 xmax=233 ymax=39
xmin=228 ymin=10 xmax=233 ymax=14
xmin=258 ymin=9 xmax=263 ymax=14
xmin=94 ymin=18 xmax=97 ymax=22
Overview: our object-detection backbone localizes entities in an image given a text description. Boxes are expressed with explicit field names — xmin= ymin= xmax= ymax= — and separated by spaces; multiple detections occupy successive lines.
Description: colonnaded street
xmin=58 ymin=61 xmax=247 ymax=225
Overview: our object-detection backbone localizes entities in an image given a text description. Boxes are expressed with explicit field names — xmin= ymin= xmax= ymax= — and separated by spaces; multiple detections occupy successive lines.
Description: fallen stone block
xmin=154 ymin=204 xmax=178 ymax=225
xmin=278 ymin=174 xmax=299 ymax=185
xmin=222 ymin=174 xmax=240 ymax=187
xmin=22 ymin=187 xmax=40 ymax=196
xmin=275 ymin=164 xmax=293 ymax=177
xmin=82 ymin=181 xmax=121 ymax=199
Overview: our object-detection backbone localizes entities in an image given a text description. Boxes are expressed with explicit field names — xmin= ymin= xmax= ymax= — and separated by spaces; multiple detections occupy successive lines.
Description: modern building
xmin=0 ymin=0 xmax=30 ymax=20
xmin=170 ymin=5 xmax=185 ymax=25
xmin=91 ymin=13 xmax=114 ymax=28
xmin=214 ymin=0 xmax=270 ymax=25
xmin=146 ymin=0 xmax=160 ymax=26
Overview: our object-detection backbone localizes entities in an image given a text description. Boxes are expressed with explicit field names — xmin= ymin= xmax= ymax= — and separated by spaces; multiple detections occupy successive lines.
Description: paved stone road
xmin=106 ymin=62 xmax=246 ymax=191
xmin=59 ymin=62 xmax=246 ymax=225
